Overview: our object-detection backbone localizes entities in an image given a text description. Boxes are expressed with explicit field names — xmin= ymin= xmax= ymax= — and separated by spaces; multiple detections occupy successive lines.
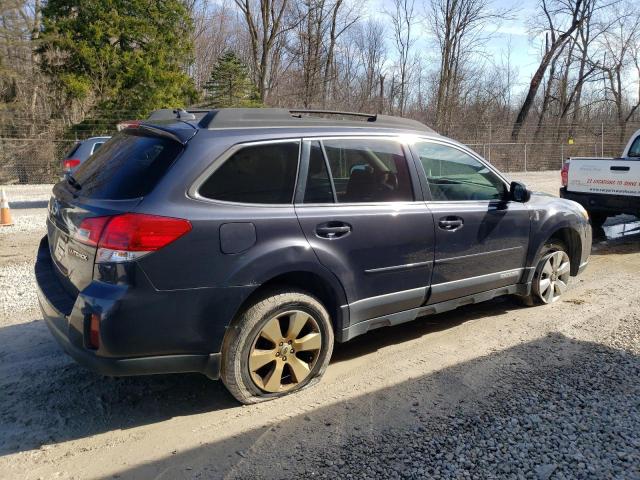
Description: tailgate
xmin=47 ymin=183 xmax=140 ymax=299
xmin=567 ymin=158 xmax=640 ymax=196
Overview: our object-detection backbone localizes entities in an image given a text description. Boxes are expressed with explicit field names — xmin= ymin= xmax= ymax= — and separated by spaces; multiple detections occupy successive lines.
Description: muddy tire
xmin=220 ymin=289 xmax=334 ymax=404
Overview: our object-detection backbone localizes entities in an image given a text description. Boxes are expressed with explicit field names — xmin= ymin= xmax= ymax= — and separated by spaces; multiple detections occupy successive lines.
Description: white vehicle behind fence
xmin=560 ymin=129 xmax=640 ymax=226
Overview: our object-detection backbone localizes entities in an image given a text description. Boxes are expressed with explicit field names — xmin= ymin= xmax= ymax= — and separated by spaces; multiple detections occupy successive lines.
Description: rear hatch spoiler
xmin=127 ymin=121 xmax=198 ymax=145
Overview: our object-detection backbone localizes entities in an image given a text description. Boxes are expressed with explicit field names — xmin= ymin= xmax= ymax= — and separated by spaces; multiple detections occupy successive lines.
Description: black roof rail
xmin=289 ymin=109 xmax=377 ymax=120
xmin=196 ymin=108 xmax=434 ymax=132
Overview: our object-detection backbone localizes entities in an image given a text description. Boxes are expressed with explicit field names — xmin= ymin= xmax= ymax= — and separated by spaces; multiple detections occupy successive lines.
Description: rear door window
xmin=199 ymin=141 xmax=300 ymax=204
xmin=321 ymin=138 xmax=414 ymax=203
xmin=72 ymin=131 xmax=182 ymax=199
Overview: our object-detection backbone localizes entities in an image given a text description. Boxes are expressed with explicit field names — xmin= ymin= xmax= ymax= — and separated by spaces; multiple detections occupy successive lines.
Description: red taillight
xmin=63 ymin=158 xmax=81 ymax=170
xmin=99 ymin=213 xmax=192 ymax=251
xmin=75 ymin=213 xmax=191 ymax=260
xmin=89 ymin=313 xmax=100 ymax=349
xmin=561 ymin=161 xmax=570 ymax=187
xmin=76 ymin=216 xmax=111 ymax=246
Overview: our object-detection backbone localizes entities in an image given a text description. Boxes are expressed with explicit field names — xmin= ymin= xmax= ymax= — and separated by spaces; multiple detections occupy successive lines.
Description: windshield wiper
xmin=66 ymin=174 xmax=82 ymax=190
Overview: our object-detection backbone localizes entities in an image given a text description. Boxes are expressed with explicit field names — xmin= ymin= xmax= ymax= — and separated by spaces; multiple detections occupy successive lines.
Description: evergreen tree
xmin=204 ymin=51 xmax=260 ymax=108
xmin=39 ymin=0 xmax=197 ymax=119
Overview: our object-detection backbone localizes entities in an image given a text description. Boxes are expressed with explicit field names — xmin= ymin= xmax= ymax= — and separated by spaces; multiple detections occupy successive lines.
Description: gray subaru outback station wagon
xmin=36 ymin=108 xmax=591 ymax=403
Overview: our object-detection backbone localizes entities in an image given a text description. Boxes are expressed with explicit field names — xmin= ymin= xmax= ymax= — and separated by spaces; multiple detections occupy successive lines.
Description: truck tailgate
xmin=567 ymin=158 xmax=640 ymax=197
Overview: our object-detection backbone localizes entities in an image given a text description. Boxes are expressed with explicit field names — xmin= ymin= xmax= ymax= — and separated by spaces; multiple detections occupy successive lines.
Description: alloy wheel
xmin=537 ymin=250 xmax=571 ymax=304
xmin=248 ymin=310 xmax=322 ymax=393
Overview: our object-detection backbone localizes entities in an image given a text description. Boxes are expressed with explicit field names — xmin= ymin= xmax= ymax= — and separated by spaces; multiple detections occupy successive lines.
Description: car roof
xmin=137 ymin=108 xmax=447 ymax=146
xmin=195 ymin=108 xmax=434 ymax=133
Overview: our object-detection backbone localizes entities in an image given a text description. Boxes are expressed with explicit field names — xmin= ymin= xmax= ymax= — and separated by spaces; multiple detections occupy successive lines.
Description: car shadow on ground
xmin=105 ymin=333 xmax=639 ymax=479
xmin=0 ymin=296 xmax=527 ymax=456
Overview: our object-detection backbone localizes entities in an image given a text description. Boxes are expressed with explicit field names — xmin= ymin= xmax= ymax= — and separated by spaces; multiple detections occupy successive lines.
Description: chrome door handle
xmin=316 ymin=223 xmax=351 ymax=239
xmin=438 ymin=217 xmax=464 ymax=231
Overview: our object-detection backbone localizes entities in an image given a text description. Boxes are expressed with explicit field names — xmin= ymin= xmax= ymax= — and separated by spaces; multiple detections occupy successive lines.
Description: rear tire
xmin=522 ymin=240 xmax=571 ymax=306
xmin=220 ymin=289 xmax=334 ymax=404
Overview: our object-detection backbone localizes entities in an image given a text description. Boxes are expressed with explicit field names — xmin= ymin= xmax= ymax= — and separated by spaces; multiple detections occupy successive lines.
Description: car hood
xmin=527 ymin=191 xmax=589 ymax=222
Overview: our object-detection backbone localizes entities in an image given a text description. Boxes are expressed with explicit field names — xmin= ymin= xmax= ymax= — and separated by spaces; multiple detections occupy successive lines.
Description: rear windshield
xmin=71 ymin=131 xmax=182 ymax=199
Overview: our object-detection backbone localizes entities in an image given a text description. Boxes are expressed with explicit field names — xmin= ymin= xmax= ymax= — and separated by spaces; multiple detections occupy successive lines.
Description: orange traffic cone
xmin=1 ymin=188 xmax=14 ymax=226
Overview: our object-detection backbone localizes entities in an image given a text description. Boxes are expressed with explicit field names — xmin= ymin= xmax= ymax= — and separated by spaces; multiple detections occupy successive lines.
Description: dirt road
xmin=1 ymin=172 xmax=639 ymax=479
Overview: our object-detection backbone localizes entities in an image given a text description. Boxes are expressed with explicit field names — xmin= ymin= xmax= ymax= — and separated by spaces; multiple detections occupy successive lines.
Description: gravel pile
xmin=269 ymin=326 xmax=640 ymax=480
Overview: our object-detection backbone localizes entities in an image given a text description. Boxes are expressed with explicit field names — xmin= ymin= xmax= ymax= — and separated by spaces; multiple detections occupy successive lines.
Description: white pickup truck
xmin=560 ymin=129 xmax=640 ymax=226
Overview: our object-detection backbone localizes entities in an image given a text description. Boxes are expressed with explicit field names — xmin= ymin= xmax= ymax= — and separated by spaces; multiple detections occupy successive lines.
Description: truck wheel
xmin=523 ymin=241 xmax=571 ymax=306
xmin=221 ymin=289 xmax=334 ymax=404
xmin=588 ymin=212 xmax=607 ymax=228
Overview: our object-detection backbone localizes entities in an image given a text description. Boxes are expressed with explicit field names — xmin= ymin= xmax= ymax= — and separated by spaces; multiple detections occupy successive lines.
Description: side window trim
xmin=188 ymin=138 xmax=302 ymax=207
xmin=319 ymin=141 xmax=338 ymax=203
xmin=410 ymin=138 xmax=510 ymax=203
xmin=296 ymin=135 xmax=422 ymax=206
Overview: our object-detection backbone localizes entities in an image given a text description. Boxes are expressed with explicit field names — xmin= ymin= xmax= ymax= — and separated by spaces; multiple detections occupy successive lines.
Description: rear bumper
xmin=43 ymin=311 xmax=221 ymax=379
xmin=560 ymin=188 xmax=640 ymax=215
xmin=35 ymin=236 xmax=222 ymax=379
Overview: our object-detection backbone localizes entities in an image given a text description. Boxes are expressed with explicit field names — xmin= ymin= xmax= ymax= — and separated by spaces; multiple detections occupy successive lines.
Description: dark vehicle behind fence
xmin=62 ymin=136 xmax=111 ymax=175
xmin=36 ymin=109 xmax=591 ymax=404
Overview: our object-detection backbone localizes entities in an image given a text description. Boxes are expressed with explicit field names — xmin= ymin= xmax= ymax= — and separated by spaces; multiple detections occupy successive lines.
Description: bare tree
xmin=387 ymin=0 xmax=417 ymax=116
xmin=234 ymin=0 xmax=291 ymax=102
xmin=351 ymin=19 xmax=387 ymax=111
xmin=511 ymin=0 xmax=586 ymax=140
xmin=427 ymin=0 xmax=507 ymax=133
xmin=596 ymin=0 xmax=640 ymax=143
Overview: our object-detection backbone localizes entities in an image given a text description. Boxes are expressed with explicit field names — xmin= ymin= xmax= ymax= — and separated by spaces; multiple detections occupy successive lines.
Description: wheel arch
xmin=223 ymin=269 xmax=349 ymax=344
xmin=533 ymin=226 xmax=583 ymax=276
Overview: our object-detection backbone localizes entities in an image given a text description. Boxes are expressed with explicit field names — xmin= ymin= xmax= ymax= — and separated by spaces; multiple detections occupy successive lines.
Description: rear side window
xmin=199 ymin=141 xmax=300 ymax=204
xmin=322 ymin=138 xmax=414 ymax=203
xmin=91 ymin=142 xmax=105 ymax=154
xmin=72 ymin=132 xmax=182 ymax=200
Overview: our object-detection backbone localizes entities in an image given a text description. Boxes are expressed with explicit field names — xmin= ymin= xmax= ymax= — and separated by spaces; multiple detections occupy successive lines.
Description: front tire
xmin=221 ymin=289 xmax=334 ymax=404
xmin=524 ymin=241 xmax=571 ymax=305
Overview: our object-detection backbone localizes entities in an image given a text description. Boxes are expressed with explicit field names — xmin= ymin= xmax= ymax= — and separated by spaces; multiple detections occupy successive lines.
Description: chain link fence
xmin=1 ymin=114 xmax=639 ymax=184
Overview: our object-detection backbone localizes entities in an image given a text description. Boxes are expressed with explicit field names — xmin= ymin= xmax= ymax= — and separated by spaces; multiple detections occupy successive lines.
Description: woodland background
xmin=1 ymin=0 xmax=640 ymax=182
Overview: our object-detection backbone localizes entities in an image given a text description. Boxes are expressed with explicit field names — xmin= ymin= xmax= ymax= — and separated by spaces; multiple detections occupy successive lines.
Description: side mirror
xmin=510 ymin=181 xmax=531 ymax=203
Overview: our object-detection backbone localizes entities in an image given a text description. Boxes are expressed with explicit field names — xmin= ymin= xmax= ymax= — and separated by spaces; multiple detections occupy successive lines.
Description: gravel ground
xmin=257 ymin=331 xmax=640 ymax=480
xmin=1 ymin=184 xmax=53 ymax=203
xmin=1 ymin=172 xmax=640 ymax=480
xmin=0 ymin=262 xmax=37 ymax=316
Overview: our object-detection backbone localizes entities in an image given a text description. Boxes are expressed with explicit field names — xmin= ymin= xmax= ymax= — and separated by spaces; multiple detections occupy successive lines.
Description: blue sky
xmin=372 ymin=0 xmax=544 ymax=93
